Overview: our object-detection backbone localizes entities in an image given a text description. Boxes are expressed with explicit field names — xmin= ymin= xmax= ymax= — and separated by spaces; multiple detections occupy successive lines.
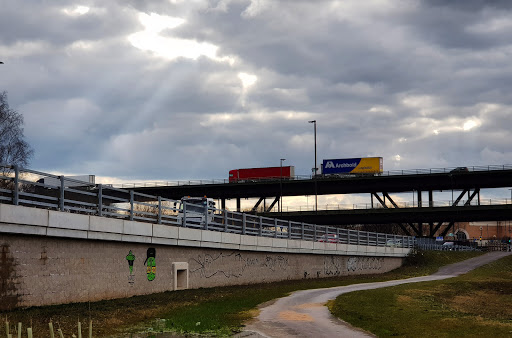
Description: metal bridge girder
xmin=251 ymin=197 xmax=265 ymax=212
xmin=373 ymin=192 xmax=419 ymax=236
xmin=266 ymin=196 xmax=280 ymax=212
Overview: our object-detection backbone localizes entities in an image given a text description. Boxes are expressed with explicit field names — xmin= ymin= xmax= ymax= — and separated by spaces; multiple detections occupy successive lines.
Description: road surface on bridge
xmin=239 ymin=251 xmax=512 ymax=338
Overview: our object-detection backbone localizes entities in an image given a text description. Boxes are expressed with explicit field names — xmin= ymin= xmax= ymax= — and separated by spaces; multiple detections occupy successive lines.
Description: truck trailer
xmin=229 ymin=166 xmax=295 ymax=183
xmin=37 ymin=175 xmax=96 ymax=188
xmin=321 ymin=157 xmax=383 ymax=176
xmin=175 ymin=196 xmax=216 ymax=226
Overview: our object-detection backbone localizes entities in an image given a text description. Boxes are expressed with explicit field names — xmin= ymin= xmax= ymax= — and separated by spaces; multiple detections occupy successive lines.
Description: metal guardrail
xmin=0 ymin=164 xmax=416 ymax=249
xmin=416 ymin=243 xmax=477 ymax=252
xmin=272 ymin=198 xmax=512 ymax=213
xmin=111 ymin=164 xmax=512 ymax=188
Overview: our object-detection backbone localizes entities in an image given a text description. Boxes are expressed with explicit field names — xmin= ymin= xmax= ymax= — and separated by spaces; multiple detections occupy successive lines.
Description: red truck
xmin=229 ymin=166 xmax=295 ymax=183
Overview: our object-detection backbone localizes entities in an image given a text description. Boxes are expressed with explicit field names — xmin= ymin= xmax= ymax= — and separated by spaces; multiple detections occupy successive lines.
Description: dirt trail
xmin=237 ymin=251 xmax=512 ymax=338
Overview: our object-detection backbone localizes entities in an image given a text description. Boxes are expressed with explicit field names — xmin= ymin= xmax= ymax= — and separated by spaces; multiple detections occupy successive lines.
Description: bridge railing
xmin=273 ymin=198 xmax=512 ymax=213
xmin=110 ymin=164 xmax=512 ymax=189
xmin=0 ymin=164 xmax=415 ymax=249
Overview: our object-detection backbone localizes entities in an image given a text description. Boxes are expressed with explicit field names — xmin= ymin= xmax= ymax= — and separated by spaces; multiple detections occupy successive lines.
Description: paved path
xmin=238 ymin=251 xmax=512 ymax=338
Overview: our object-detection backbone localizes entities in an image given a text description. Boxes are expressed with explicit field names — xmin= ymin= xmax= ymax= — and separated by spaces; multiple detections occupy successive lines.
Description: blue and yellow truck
xmin=321 ymin=157 xmax=383 ymax=176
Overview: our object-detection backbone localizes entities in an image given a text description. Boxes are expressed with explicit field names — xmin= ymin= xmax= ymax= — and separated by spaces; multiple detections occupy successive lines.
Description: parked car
xmin=442 ymin=241 xmax=455 ymax=250
xmin=450 ymin=167 xmax=469 ymax=173
xmin=318 ymin=234 xmax=339 ymax=243
xmin=386 ymin=239 xmax=402 ymax=247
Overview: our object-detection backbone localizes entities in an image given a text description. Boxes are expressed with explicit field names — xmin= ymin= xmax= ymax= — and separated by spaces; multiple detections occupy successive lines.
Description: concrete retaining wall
xmin=0 ymin=204 xmax=409 ymax=309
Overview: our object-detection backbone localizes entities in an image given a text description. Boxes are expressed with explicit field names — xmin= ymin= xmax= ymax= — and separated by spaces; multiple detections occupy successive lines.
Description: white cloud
xmin=463 ymin=119 xmax=480 ymax=131
xmin=128 ymin=12 xmax=235 ymax=64
xmin=238 ymin=72 xmax=257 ymax=88
xmin=62 ymin=5 xmax=90 ymax=16
xmin=242 ymin=0 xmax=273 ymax=18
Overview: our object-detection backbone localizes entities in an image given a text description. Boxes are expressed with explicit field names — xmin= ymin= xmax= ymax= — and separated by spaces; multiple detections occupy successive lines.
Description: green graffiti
xmin=144 ymin=248 xmax=156 ymax=281
xmin=126 ymin=250 xmax=135 ymax=274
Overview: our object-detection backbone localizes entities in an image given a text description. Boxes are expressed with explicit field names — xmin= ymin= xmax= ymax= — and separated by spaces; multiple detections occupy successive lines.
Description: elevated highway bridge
xmin=123 ymin=165 xmax=512 ymax=237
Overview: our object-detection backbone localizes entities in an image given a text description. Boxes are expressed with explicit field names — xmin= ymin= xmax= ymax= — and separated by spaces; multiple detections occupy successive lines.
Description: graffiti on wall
xmin=190 ymin=252 xmax=289 ymax=279
xmin=346 ymin=256 xmax=384 ymax=272
xmin=323 ymin=256 xmax=344 ymax=276
xmin=126 ymin=250 xmax=136 ymax=286
xmin=263 ymin=255 xmax=289 ymax=272
xmin=144 ymin=248 xmax=156 ymax=281
xmin=0 ymin=244 xmax=19 ymax=311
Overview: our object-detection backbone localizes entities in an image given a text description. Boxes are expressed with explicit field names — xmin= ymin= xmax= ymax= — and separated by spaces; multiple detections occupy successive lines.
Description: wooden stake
xmin=88 ymin=320 xmax=92 ymax=338
xmin=78 ymin=321 xmax=82 ymax=338
xmin=49 ymin=322 xmax=55 ymax=338
xmin=5 ymin=321 xmax=9 ymax=337
xmin=27 ymin=328 xmax=33 ymax=338
xmin=57 ymin=328 xmax=64 ymax=338
xmin=17 ymin=323 xmax=21 ymax=338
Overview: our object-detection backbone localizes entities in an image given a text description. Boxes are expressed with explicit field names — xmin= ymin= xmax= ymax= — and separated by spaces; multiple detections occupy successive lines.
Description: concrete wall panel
xmin=153 ymin=224 xmax=179 ymax=239
xmin=49 ymin=211 xmax=89 ymax=231
xmin=0 ymin=204 xmax=48 ymax=227
xmin=124 ymin=220 xmax=152 ymax=237
xmin=179 ymin=228 xmax=202 ymax=241
xmin=90 ymin=216 xmax=123 ymax=233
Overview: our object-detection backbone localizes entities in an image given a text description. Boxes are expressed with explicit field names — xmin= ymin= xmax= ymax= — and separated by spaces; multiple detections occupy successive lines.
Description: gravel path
xmin=237 ymin=251 xmax=512 ymax=338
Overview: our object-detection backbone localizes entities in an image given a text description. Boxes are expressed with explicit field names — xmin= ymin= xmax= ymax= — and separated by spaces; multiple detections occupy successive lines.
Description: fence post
xmin=357 ymin=230 xmax=360 ymax=245
xmin=242 ymin=213 xmax=246 ymax=235
xmin=129 ymin=190 xmax=134 ymax=221
xmin=288 ymin=221 xmax=291 ymax=239
xmin=314 ymin=224 xmax=317 ymax=242
xmin=336 ymin=227 xmax=340 ymax=243
xmin=13 ymin=165 xmax=19 ymax=205
xmin=224 ymin=210 xmax=228 ymax=231
xmin=204 ymin=200 xmax=209 ymax=231
xmin=158 ymin=196 xmax=162 ymax=224
xmin=259 ymin=216 xmax=263 ymax=236
xmin=59 ymin=176 xmax=65 ymax=211
xmin=274 ymin=219 xmax=278 ymax=238
xmin=182 ymin=202 xmax=187 ymax=227
xmin=301 ymin=222 xmax=305 ymax=240
xmin=98 ymin=184 xmax=103 ymax=217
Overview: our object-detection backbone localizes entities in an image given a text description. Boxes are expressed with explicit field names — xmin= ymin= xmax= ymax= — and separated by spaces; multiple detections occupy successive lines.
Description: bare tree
xmin=0 ymin=91 xmax=33 ymax=168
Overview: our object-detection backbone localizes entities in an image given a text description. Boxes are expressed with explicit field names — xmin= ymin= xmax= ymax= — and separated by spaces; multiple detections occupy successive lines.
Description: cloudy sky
xmin=1 ymin=0 xmax=511 ymax=195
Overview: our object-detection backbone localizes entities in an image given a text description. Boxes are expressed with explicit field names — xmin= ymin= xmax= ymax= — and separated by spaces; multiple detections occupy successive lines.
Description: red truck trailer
xmin=229 ymin=166 xmax=295 ymax=182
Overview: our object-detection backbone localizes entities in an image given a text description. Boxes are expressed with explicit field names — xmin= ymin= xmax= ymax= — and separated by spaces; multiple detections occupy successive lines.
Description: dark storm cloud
xmin=0 ymin=2 xmax=136 ymax=46
xmin=423 ymin=0 xmax=512 ymax=11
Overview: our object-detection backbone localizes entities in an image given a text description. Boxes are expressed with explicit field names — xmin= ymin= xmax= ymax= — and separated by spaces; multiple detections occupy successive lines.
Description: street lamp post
xmin=308 ymin=120 xmax=318 ymax=211
xmin=308 ymin=120 xmax=317 ymax=176
xmin=280 ymin=158 xmax=286 ymax=214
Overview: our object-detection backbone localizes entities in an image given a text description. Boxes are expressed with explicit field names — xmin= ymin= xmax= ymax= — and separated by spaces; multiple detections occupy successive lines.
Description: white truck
xmin=37 ymin=175 xmax=95 ymax=188
xmin=175 ymin=196 xmax=216 ymax=226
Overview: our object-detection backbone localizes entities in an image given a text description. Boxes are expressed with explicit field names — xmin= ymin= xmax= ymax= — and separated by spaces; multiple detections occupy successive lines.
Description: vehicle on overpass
xmin=229 ymin=166 xmax=295 ymax=183
xmin=175 ymin=196 xmax=215 ymax=226
xmin=320 ymin=157 xmax=383 ymax=177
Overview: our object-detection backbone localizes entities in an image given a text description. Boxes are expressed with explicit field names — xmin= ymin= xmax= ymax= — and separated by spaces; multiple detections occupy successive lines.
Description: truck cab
xmin=175 ymin=196 xmax=215 ymax=226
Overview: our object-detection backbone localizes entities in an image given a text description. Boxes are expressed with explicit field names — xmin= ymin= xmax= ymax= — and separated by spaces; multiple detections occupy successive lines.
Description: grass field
xmin=329 ymin=253 xmax=512 ymax=337
xmin=1 ymin=250 xmax=484 ymax=337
